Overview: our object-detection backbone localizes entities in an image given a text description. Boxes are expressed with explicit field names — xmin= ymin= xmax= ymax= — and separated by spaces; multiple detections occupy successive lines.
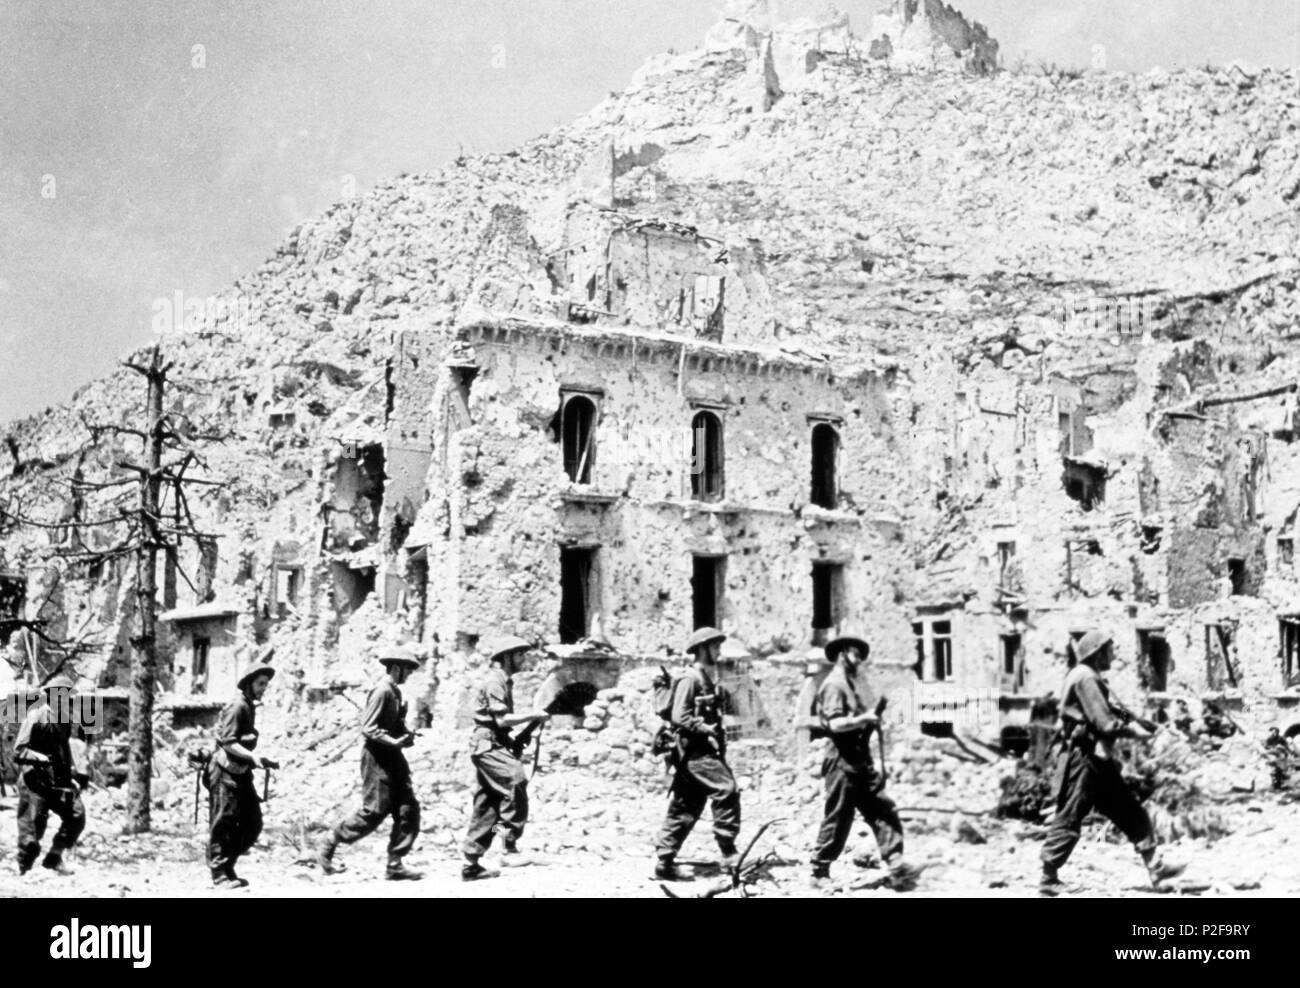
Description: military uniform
xmin=653 ymin=665 xmax=741 ymax=865
xmin=462 ymin=665 xmax=530 ymax=861
xmin=810 ymin=663 xmax=904 ymax=870
xmin=207 ymin=690 xmax=265 ymax=881
xmin=1040 ymin=662 xmax=1156 ymax=872
xmin=329 ymin=677 xmax=421 ymax=864
xmin=14 ymin=684 xmax=85 ymax=875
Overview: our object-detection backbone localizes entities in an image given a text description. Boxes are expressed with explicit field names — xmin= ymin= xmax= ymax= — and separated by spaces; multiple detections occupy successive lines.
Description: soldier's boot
xmin=17 ymin=848 xmax=39 ymax=876
xmin=1038 ymin=867 xmax=1066 ymax=897
xmin=385 ymin=858 xmax=423 ymax=881
xmin=461 ymin=857 xmax=500 ymax=882
xmin=41 ymin=850 xmax=73 ymax=876
xmin=223 ymin=866 xmax=249 ymax=888
xmin=316 ymin=831 xmax=347 ymax=875
xmin=809 ymin=863 xmax=833 ymax=890
xmin=211 ymin=870 xmax=239 ymax=889
xmin=653 ymin=855 xmax=690 ymax=882
xmin=718 ymin=839 xmax=740 ymax=874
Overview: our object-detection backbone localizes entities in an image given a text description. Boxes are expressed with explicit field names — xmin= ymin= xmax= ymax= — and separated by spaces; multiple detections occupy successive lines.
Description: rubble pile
xmin=995 ymin=762 xmax=1053 ymax=823
xmin=1123 ymin=731 xmax=1237 ymax=841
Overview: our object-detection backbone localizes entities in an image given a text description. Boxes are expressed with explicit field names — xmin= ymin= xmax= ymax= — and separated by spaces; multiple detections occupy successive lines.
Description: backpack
xmin=653 ymin=666 xmax=679 ymax=721
xmin=651 ymin=666 xmax=682 ymax=756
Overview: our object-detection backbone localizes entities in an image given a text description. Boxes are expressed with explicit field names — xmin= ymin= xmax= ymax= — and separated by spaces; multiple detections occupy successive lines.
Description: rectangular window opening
xmin=0 ymin=574 xmax=25 ymax=648
xmin=1227 ymin=557 xmax=1247 ymax=596
xmin=192 ymin=636 xmax=211 ymax=695
xmin=407 ymin=552 xmax=429 ymax=641
xmin=1001 ymin=632 xmax=1024 ymax=692
xmin=275 ymin=566 xmax=302 ymax=619
xmin=931 ymin=620 xmax=953 ymax=681
xmin=811 ymin=562 xmax=844 ymax=646
xmin=559 ymin=546 xmax=599 ymax=644
xmin=810 ymin=423 xmax=840 ymax=509
xmin=1282 ymin=618 xmax=1300 ymax=688
xmin=1205 ymin=624 xmax=1238 ymax=690
xmin=1137 ymin=630 xmax=1171 ymax=692
xmin=692 ymin=555 xmax=725 ymax=630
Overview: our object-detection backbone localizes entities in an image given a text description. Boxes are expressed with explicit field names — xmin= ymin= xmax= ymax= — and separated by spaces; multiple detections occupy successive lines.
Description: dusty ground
xmin=0 ymin=783 xmax=1292 ymax=899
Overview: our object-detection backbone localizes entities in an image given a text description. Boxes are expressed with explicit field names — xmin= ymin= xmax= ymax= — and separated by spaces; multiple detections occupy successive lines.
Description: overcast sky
xmin=1 ymin=0 xmax=1296 ymax=424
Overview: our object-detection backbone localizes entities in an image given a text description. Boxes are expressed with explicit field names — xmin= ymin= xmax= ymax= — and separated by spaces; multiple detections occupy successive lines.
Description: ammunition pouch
xmin=651 ymin=724 xmax=677 ymax=758
xmin=1060 ymin=720 xmax=1097 ymax=756
xmin=19 ymin=764 xmax=54 ymax=793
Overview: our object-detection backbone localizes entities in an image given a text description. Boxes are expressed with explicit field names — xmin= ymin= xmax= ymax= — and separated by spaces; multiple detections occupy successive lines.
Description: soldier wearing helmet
xmin=809 ymin=635 xmax=920 ymax=892
xmin=317 ymin=644 xmax=423 ymax=881
xmin=460 ymin=635 xmax=550 ymax=882
xmin=1039 ymin=629 xmax=1186 ymax=896
xmin=207 ymin=647 xmax=279 ymax=888
xmin=652 ymin=626 xmax=741 ymax=882
xmin=13 ymin=675 xmax=85 ymax=876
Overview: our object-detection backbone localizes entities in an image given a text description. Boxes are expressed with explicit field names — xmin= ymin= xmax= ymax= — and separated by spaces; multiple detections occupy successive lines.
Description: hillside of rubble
xmin=2 ymin=10 xmax=1295 ymax=482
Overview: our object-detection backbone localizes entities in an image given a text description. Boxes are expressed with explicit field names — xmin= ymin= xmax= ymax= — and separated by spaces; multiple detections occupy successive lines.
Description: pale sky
xmin=1 ymin=0 xmax=1296 ymax=423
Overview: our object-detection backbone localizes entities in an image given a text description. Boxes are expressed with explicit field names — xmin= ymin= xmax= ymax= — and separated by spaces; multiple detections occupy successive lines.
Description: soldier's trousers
xmin=333 ymin=747 xmax=420 ymax=862
xmin=17 ymin=775 xmax=85 ymax=870
xmin=654 ymin=752 xmax=741 ymax=859
xmin=462 ymin=747 xmax=528 ymax=859
xmin=1041 ymin=746 xmax=1155 ymax=872
xmin=207 ymin=763 xmax=262 ymax=876
xmin=812 ymin=753 xmax=904 ymax=866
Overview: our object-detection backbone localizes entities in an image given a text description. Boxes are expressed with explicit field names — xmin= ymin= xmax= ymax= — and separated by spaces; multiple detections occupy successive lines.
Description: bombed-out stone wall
xmin=405 ymin=317 xmax=917 ymax=665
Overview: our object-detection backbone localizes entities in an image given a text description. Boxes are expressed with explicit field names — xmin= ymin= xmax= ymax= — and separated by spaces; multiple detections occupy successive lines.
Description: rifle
xmin=873 ymin=696 xmax=889 ymax=794
xmin=261 ymin=760 xmax=280 ymax=803
xmin=510 ymin=691 xmax=563 ymax=773
xmin=187 ymin=749 xmax=211 ymax=826
xmin=1111 ymin=698 xmax=1158 ymax=734
xmin=528 ymin=721 xmax=545 ymax=780
xmin=510 ymin=718 xmax=544 ymax=761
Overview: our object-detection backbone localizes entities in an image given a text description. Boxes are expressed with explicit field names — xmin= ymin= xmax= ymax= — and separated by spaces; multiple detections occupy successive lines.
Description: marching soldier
xmin=1039 ymin=629 xmax=1186 ymax=896
xmin=653 ymin=626 xmax=741 ymax=882
xmin=207 ymin=651 xmax=279 ymax=889
xmin=461 ymin=636 xmax=550 ymax=882
xmin=317 ymin=645 xmax=424 ymax=880
xmin=809 ymin=635 xmax=920 ymax=891
xmin=14 ymin=676 xmax=86 ymax=876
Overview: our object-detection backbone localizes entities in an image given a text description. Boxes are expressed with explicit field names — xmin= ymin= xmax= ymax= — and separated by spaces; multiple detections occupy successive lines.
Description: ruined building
xmin=1 ymin=2 xmax=1298 ymax=779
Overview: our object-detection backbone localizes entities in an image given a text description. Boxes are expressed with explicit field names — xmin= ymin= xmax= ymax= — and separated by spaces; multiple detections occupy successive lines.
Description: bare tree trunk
xmin=125 ymin=346 xmax=165 ymax=833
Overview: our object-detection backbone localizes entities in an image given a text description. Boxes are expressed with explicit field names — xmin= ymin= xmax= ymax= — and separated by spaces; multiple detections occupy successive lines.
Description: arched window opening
xmin=690 ymin=410 xmax=724 ymax=502
xmin=561 ymin=395 xmax=597 ymax=484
